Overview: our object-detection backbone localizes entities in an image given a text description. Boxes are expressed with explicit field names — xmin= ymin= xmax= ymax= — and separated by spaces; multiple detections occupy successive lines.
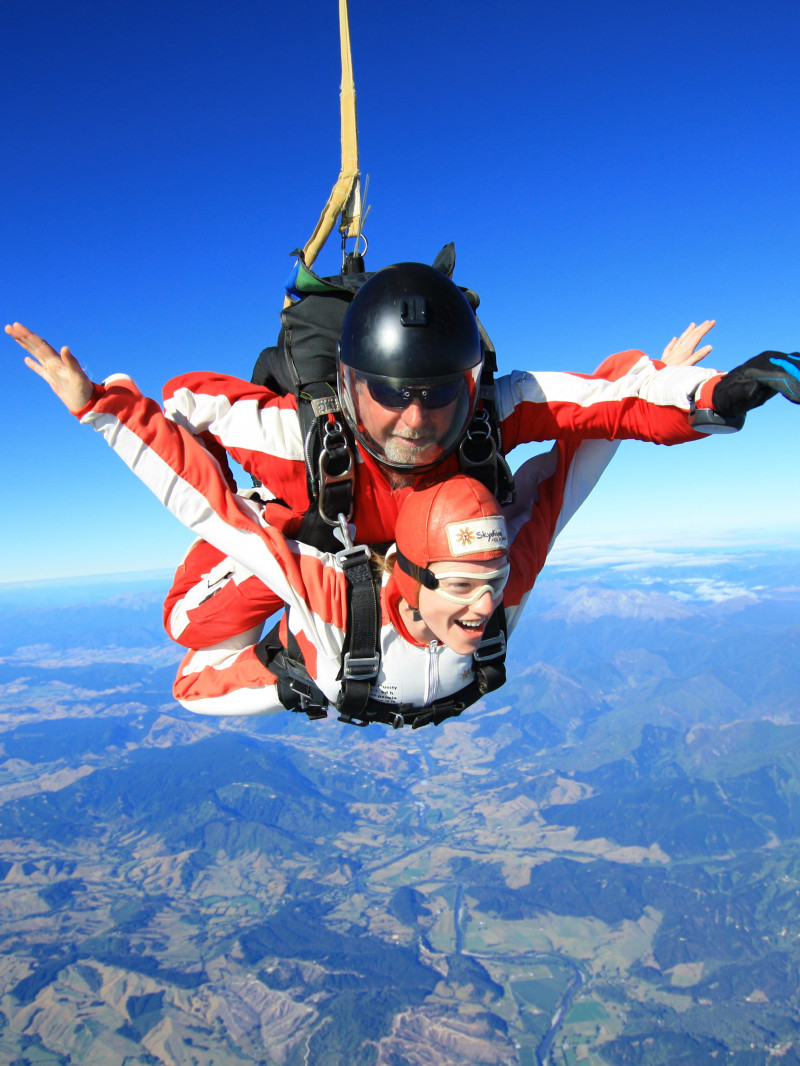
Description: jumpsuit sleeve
xmin=156 ymin=372 xmax=317 ymax=652
xmin=78 ymin=375 xmax=304 ymax=605
xmin=162 ymin=371 xmax=308 ymax=506
xmin=496 ymin=351 xmax=725 ymax=448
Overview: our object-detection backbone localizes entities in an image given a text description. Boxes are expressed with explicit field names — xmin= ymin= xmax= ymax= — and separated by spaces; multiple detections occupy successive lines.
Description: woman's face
xmin=416 ymin=558 xmax=507 ymax=655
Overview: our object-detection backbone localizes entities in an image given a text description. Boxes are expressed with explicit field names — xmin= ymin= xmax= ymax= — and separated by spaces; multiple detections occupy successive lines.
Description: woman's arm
xmin=162 ymin=371 xmax=308 ymax=509
xmin=7 ymin=324 xmax=348 ymax=638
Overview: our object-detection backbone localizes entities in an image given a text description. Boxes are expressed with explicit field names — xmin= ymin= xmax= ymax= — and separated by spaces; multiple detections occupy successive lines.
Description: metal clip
xmin=318 ymin=420 xmax=356 ymax=526
xmin=334 ymin=514 xmax=371 ymax=570
xmin=458 ymin=410 xmax=497 ymax=469
xmin=336 ymin=512 xmax=354 ymax=549
xmin=342 ymin=651 xmax=381 ymax=680
xmin=473 ymin=632 xmax=506 ymax=663
xmin=335 ymin=544 xmax=371 ymax=572
xmin=337 ymin=712 xmax=370 ymax=727
xmin=467 ymin=408 xmax=492 ymax=435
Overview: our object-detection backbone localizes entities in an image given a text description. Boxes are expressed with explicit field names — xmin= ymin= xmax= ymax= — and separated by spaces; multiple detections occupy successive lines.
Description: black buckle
xmin=335 ymin=542 xmax=371 ymax=570
xmin=292 ymin=703 xmax=328 ymax=721
xmin=337 ymin=707 xmax=405 ymax=729
xmin=283 ymin=677 xmax=329 ymax=720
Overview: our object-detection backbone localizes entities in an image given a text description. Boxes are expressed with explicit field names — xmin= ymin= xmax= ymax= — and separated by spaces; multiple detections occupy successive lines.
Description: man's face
xmin=355 ymin=380 xmax=459 ymax=466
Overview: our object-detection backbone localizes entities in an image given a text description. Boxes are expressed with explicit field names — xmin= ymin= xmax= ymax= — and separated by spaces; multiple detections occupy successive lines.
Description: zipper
xmin=424 ymin=640 xmax=441 ymax=705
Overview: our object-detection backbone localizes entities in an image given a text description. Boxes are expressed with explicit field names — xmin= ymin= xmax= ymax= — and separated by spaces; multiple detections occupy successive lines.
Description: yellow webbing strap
xmin=302 ymin=0 xmax=361 ymax=270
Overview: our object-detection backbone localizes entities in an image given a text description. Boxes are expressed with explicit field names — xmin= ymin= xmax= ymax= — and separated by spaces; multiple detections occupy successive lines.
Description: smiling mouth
xmin=456 ymin=620 xmax=485 ymax=632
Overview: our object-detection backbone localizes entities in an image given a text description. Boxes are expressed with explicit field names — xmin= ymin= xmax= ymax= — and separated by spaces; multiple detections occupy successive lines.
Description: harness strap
xmin=341 ymin=607 xmax=507 ymax=729
xmin=260 ymin=360 xmax=356 ymax=554
xmin=253 ymin=542 xmax=380 ymax=724
xmin=457 ymin=309 xmax=515 ymax=505
xmin=333 ymin=542 xmax=381 ymax=722
xmin=254 ymin=627 xmax=330 ymax=720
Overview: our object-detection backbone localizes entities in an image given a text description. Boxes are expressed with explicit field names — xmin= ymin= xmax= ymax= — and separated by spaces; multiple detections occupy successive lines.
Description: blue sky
xmin=3 ymin=0 xmax=800 ymax=583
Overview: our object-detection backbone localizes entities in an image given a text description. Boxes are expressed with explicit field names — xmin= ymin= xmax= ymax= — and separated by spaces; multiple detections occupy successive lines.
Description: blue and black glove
xmin=712 ymin=351 xmax=800 ymax=419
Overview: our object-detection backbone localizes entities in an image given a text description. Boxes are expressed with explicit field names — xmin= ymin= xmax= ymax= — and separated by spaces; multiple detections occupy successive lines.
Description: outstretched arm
xmin=5 ymin=323 xmax=95 ymax=412
xmin=502 ymin=321 xmax=716 ymax=629
xmin=6 ymin=321 xmax=353 ymax=651
xmin=497 ymin=323 xmax=724 ymax=448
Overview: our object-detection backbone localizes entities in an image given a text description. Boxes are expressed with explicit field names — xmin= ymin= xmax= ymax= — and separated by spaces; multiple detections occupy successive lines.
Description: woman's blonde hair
xmin=370 ymin=548 xmax=395 ymax=578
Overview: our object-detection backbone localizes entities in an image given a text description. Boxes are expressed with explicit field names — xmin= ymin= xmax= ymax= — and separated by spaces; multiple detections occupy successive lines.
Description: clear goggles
xmin=429 ymin=565 xmax=510 ymax=606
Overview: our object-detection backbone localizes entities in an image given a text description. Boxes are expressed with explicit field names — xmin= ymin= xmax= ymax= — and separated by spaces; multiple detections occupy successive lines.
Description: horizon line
xmin=1 ymin=533 xmax=799 ymax=589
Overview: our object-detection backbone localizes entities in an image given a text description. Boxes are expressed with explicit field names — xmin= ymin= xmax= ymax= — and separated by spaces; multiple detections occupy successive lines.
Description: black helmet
xmin=338 ymin=263 xmax=483 ymax=470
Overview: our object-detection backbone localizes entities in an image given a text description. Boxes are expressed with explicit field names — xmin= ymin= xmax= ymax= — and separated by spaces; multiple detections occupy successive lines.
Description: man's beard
xmin=381 ymin=431 xmax=441 ymax=466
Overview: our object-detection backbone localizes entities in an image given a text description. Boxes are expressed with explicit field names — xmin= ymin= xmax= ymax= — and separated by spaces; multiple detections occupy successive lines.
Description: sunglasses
xmin=366 ymin=379 xmax=462 ymax=410
xmin=430 ymin=565 xmax=510 ymax=606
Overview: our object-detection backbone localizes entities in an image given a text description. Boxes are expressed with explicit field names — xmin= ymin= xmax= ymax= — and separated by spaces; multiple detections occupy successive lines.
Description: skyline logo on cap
xmin=445 ymin=516 xmax=509 ymax=556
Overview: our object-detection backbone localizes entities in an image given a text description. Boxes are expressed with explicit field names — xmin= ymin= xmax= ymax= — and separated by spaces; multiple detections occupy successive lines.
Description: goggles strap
xmin=396 ymin=551 xmax=508 ymax=602
xmin=395 ymin=548 xmax=438 ymax=590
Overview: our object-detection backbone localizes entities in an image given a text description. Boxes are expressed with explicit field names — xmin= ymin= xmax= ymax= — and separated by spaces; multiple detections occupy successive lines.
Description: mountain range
xmin=1 ymin=548 xmax=799 ymax=1065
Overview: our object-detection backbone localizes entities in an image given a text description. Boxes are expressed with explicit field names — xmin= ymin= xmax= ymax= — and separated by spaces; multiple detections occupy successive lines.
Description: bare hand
xmin=661 ymin=320 xmax=715 ymax=366
xmin=6 ymin=322 xmax=95 ymax=412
